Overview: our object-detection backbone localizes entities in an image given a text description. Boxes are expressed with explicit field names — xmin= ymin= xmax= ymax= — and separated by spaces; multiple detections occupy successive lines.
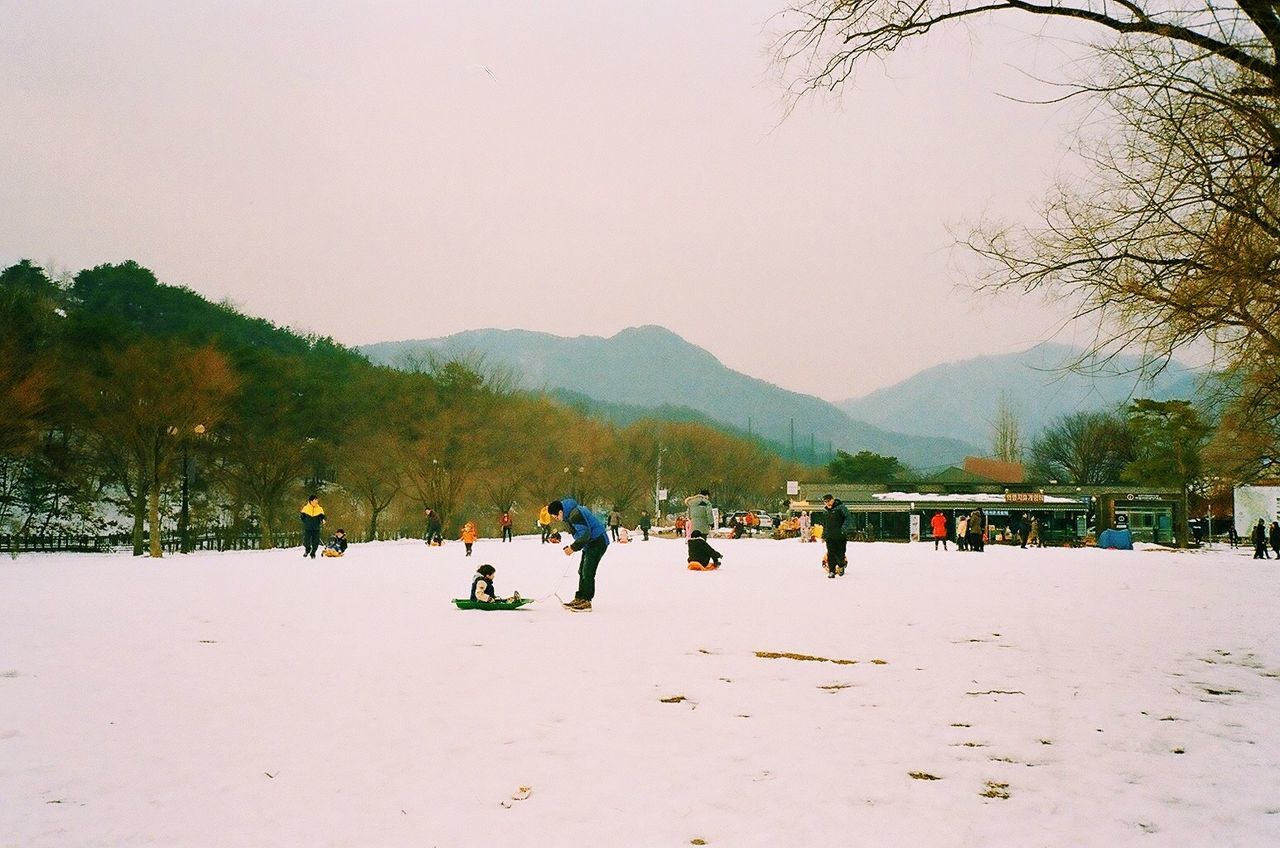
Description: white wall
xmin=1234 ymin=486 xmax=1280 ymax=536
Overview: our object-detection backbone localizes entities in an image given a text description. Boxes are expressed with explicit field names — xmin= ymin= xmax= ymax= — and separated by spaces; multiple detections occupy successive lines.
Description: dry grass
xmin=755 ymin=651 xmax=857 ymax=665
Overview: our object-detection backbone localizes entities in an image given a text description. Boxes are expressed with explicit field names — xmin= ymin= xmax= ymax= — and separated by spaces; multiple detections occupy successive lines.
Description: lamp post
xmin=172 ymin=423 xmax=206 ymax=554
xmin=564 ymin=465 xmax=584 ymax=500
xmin=655 ymin=446 xmax=667 ymax=521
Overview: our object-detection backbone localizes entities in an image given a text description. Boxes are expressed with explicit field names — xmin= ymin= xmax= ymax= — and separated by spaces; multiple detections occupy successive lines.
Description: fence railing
xmin=1 ymin=527 xmax=417 ymax=555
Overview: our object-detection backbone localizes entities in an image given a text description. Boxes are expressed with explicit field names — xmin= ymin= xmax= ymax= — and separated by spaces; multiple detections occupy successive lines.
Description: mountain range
xmin=837 ymin=342 xmax=1204 ymax=448
xmin=360 ymin=329 xmax=1205 ymax=470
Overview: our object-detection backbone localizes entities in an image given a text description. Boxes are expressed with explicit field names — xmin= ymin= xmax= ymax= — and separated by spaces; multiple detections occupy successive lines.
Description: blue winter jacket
xmin=559 ymin=497 xmax=609 ymax=552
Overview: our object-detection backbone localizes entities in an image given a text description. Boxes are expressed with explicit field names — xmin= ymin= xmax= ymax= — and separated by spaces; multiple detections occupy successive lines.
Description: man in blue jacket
xmin=548 ymin=497 xmax=609 ymax=611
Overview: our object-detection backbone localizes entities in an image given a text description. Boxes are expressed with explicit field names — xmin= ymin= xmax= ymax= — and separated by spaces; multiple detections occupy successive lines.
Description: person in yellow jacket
xmin=299 ymin=494 xmax=326 ymax=559
xmin=538 ymin=504 xmax=553 ymax=544
xmin=460 ymin=520 xmax=478 ymax=556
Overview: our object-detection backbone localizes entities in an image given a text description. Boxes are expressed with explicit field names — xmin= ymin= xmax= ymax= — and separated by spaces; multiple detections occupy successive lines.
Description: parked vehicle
xmin=726 ymin=510 xmax=774 ymax=530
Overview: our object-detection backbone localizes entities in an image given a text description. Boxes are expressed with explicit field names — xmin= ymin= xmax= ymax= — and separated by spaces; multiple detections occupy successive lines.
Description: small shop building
xmin=790 ymin=480 xmax=1184 ymax=545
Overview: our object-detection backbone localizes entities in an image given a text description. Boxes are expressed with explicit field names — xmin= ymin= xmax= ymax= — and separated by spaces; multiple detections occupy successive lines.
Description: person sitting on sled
xmin=470 ymin=564 xmax=519 ymax=604
xmin=321 ymin=528 xmax=348 ymax=557
xmin=687 ymin=530 xmax=723 ymax=570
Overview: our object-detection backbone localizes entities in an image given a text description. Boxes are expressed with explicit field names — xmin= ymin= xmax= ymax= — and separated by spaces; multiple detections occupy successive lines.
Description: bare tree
xmin=991 ymin=392 xmax=1024 ymax=463
xmin=1028 ymin=409 xmax=1135 ymax=483
xmin=775 ymin=2 xmax=1280 ymax=476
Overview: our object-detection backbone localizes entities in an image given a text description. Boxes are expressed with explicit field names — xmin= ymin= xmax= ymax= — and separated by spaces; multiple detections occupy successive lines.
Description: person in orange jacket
xmin=930 ymin=511 xmax=948 ymax=550
xmin=460 ymin=520 xmax=478 ymax=556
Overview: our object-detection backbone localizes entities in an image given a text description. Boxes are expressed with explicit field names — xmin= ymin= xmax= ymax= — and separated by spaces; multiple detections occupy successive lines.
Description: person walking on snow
xmin=424 ymin=508 xmax=443 ymax=546
xmin=1270 ymin=520 xmax=1280 ymax=559
xmin=608 ymin=508 xmax=622 ymax=542
xmin=930 ymin=511 xmax=948 ymax=550
xmin=1252 ymin=518 xmax=1269 ymax=559
xmin=549 ymin=498 xmax=610 ymax=611
xmin=639 ymin=510 xmax=652 ymax=541
xmin=1018 ymin=513 xmax=1032 ymax=549
xmin=538 ymin=504 xmax=553 ymax=543
xmin=461 ymin=520 xmax=478 ymax=556
xmin=684 ymin=490 xmax=714 ymax=537
xmin=500 ymin=510 xmax=513 ymax=543
xmin=300 ymin=494 xmax=325 ymax=559
xmin=821 ymin=493 xmax=853 ymax=577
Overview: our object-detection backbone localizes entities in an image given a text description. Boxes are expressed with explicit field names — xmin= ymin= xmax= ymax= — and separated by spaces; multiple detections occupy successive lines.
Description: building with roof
xmin=790 ymin=479 xmax=1184 ymax=545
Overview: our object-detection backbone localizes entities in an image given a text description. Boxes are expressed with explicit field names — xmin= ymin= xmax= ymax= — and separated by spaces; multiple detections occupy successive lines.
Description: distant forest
xmin=0 ymin=260 xmax=819 ymax=555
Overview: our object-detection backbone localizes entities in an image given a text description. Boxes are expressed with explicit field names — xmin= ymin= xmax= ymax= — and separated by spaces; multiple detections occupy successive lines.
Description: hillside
xmin=360 ymin=326 xmax=979 ymax=468
xmin=838 ymin=342 xmax=1206 ymax=448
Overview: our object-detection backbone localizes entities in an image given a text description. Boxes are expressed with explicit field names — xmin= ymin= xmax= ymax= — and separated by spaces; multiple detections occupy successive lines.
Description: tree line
xmin=0 ymin=260 xmax=817 ymax=556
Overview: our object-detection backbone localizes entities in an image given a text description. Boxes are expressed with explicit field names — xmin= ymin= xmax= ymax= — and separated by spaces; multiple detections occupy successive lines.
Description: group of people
xmin=928 ymin=510 xmax=1041 ymax=551
xmin=1250 ymin=518 xmax=1280 ymax=559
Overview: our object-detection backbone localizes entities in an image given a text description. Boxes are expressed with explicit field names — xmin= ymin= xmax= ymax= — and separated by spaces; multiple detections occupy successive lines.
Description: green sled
xmin=452 ymin=598 xmax=534 ymax=611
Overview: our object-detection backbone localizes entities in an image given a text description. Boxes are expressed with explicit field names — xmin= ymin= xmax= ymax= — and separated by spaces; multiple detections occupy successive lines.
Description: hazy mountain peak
xmin=838 ymin=343 xmax=1202 ymax=447
xmin=359 ymin=326 xmax=978 ymax=467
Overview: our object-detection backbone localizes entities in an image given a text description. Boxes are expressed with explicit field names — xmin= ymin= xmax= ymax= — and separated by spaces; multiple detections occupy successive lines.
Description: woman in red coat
xmin=930 ymin=511 xmax=949 ymax=550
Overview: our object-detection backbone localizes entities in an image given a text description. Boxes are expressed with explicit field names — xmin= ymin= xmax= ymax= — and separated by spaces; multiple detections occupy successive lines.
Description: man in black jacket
xmin=1252 ymin=518 xmax=1270 ymax=559
xmin=822 ymin=494 xmax=852 ymax=578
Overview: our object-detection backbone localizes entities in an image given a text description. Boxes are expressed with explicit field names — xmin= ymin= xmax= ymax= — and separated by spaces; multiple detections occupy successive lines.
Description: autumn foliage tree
xmin=85 ymin=340 xmax=238 ymax=556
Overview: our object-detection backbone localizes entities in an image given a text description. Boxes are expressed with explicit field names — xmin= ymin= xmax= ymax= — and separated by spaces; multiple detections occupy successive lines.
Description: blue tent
xmin=1097 ymin=528 xmax=1134 ymax=550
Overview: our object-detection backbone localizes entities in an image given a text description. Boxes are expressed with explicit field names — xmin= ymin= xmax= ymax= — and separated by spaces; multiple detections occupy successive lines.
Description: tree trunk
xmin=1180 ymin=485 xmax=1190 ymax=550
xmin=367 ymin=502 xmax=380 ymax=542
xmin=260 ymin=513 xmax=275 ymax=550
xmin=148 ymin=473 xmax=163 ymax=558
xmin=131 ymin=492 xmax=146 ymax=556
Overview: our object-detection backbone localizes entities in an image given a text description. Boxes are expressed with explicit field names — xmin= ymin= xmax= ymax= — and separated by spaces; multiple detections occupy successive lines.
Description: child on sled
xmin=687 ymin=530 xmax=723 ymax=570
xmin=470 ymin=564 xmax=519 ymax=603
xmin=322 ymin=528 xmax=348 ymax=557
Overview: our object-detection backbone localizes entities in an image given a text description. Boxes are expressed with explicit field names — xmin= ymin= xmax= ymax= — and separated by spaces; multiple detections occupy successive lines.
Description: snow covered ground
xmin=2 ymin=536 xmax=1278 ymax=847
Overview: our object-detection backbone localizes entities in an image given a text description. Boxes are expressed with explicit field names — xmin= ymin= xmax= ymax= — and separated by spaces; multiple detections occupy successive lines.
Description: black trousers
xmin=303 ymin=528 xmax=321 ymax=557
xmin=576 ymin=536 xmax=609 ymax=601
xmin=502 ymin=527 xmax=513 ymax=542
xmin=825 ymin=536 xmax=847 ymax=570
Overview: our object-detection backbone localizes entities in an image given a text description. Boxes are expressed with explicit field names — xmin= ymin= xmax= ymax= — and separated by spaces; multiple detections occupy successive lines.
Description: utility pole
xmin=655 ymin=445 xmax=667 ymax=520
xmin=789 ymin=418 xmax=795 ymax=459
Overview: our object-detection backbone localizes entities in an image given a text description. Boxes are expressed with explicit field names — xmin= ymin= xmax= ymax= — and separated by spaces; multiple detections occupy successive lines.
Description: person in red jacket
xmin=500 ymin=510 xmax=513 ymax=543
xmin=930 ymin=511 xmax=948 ymax=550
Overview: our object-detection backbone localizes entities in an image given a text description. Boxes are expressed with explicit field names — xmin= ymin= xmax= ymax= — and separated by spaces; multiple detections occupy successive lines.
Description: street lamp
xmin=564 ymin=465 xmax=584 ymax=500
xmin=170 ymin=422 xmax=207 ymax=554
xmin=655 ymin=446 xmax=667 ymax=521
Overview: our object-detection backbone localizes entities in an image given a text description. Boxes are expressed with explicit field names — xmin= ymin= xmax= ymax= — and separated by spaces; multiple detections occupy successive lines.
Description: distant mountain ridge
xmin=360 ymin=326 xmax=980 ymax=468
xmin=837 ymin=342 xmax=1205 ymax=449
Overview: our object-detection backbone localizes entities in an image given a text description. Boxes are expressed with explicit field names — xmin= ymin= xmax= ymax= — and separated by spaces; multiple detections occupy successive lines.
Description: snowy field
xmin=2 ymin=535 xmax=1278 ymax=847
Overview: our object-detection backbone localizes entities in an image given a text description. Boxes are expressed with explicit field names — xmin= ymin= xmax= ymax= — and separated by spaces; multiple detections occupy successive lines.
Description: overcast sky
xmin=1 ymin=1 xmax=1103 ymax=399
